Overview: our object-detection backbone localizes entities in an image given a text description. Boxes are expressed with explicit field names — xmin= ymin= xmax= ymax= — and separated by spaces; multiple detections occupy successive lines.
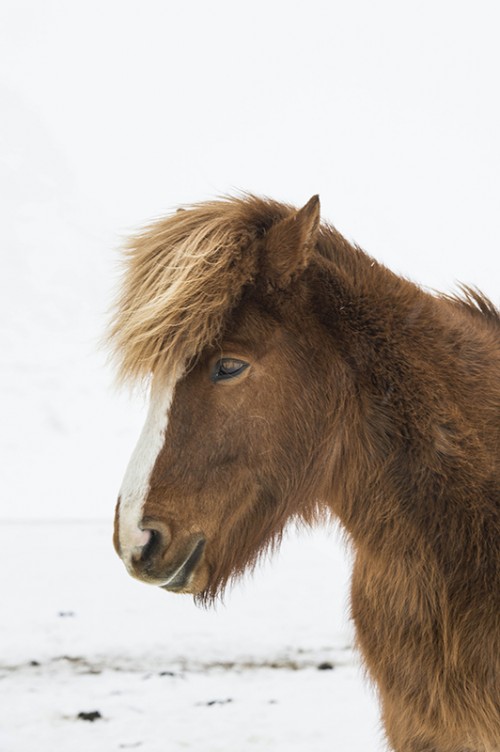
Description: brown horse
xmin=110 ymin=195 xmax=500 ymax=752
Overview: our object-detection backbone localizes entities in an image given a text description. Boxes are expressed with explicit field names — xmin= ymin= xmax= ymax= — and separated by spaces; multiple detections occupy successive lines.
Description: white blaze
xmin=118 ymin=369 xmax=182 ymax=569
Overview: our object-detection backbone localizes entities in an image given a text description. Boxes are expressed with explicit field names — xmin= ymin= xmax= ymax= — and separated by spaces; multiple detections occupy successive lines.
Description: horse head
xmin=111 ymin=196 xmax=346 ymax=601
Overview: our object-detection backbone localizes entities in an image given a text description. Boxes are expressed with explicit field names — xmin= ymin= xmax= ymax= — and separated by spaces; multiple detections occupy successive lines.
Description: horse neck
xmin=308 ymin=252 xmax=500 ymax=563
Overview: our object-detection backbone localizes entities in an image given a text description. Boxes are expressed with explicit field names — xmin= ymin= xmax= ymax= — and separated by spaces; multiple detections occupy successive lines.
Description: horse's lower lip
xmin=161 ymin=537 xmax=206 ymax=591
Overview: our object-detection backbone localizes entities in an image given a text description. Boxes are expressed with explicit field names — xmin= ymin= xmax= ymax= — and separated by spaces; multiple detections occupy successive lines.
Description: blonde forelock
xmin=108 ymin=196 xmax=287 ymax=384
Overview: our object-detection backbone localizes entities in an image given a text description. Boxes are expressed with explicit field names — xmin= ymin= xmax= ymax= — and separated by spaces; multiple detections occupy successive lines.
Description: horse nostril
xmin=136 ymin=519 xmax=173 ymax=566
xmin=140 ymin=529 xmax=160 ymax=562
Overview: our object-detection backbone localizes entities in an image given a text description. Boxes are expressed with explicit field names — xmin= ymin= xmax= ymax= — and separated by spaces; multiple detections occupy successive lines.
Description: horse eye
xmin=211 ymin=358 xmax=250 ymax=383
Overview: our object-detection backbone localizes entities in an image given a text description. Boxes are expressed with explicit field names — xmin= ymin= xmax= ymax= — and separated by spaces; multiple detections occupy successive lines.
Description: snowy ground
xmin=0 ymin=521 xmax=384 ymax=752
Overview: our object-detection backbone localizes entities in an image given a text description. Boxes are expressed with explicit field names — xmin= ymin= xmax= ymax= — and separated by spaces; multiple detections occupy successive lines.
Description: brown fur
xmin=110 ymin=195 xmax=500 ymax=751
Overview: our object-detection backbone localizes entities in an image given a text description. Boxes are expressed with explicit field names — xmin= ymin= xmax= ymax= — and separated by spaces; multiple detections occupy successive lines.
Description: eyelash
xmin=211 ymin=358 xmax=250 ymax=383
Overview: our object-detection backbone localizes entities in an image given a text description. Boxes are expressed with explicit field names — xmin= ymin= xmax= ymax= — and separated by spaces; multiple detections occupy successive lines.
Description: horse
xmin=110 ymin=195 xmax=500 ymax=752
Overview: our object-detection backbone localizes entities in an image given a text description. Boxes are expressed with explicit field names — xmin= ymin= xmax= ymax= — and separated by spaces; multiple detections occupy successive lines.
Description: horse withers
xmin=110 ymin=195 xmax=500 ymax=752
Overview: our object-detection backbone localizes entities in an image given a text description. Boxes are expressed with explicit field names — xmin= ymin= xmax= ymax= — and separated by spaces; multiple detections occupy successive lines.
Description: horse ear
xmin=264 ymin=195 xmax=320 ymax=288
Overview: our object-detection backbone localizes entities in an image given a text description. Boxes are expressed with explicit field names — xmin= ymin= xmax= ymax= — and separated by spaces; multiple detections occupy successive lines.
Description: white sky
xmin=0 ymin=0 xmax=499 ymax=518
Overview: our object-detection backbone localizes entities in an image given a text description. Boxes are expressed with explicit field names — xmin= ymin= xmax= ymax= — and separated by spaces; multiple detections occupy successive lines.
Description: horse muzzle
xmin=114 ymin=512 xmax=208 ymax=593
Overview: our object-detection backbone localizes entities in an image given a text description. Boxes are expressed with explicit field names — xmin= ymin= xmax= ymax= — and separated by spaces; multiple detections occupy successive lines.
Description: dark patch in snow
xmin=1 ymin=648 xmax=350 ymax=677
xmin=77 ymin=710 xmax=102 ymax=722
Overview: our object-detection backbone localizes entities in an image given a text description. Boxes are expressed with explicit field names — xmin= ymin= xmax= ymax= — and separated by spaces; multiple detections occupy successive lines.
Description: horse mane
xmin=439 ymin=284 xmax=500 ymax=327
xmin=108 ymin=195 xmax=499 ymax=383
xmin=108 ymin=195 xmax=330 ymax=383
xmin=108 ymin=196 xmax=267 ymax=384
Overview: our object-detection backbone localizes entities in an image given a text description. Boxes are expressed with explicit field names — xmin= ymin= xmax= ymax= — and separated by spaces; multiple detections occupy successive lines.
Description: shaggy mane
xmin=108 ymin=196 xmax=283 ymax=383
xmin=108 ymin=195 xmax=499 ymax=384
xmin=440 ymin=284 xmax=500 ymax=326
xmin=108 ymin=194 xmax=358 ymax=383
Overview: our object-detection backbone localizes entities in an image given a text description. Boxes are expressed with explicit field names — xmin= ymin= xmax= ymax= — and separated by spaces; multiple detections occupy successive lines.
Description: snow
xmin=0 ymin=1 xmax=498 ymax=750
xmin=0 ymin=522 xmax=384 ymax=751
